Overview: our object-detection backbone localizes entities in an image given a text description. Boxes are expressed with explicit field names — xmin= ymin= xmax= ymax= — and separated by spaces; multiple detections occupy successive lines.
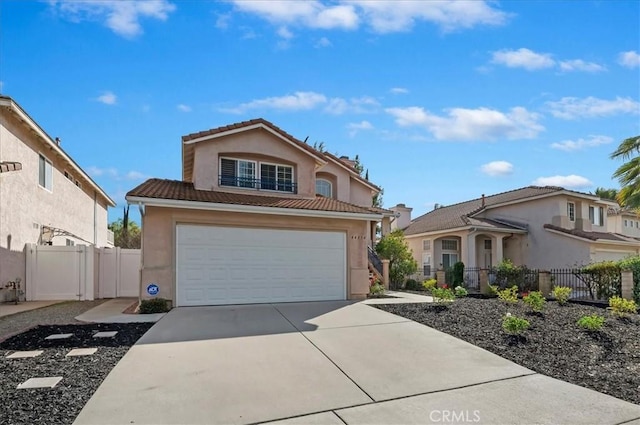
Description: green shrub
xmin=454 ymin=286 xmax=468 ymax=297
xmin=577 ymin=314 xmax=605 ymax=331
xmin=617 ymin=256 xmax=640 ymax=304
xmin=423 ymin=279 xmax=437 ymax=291
xmin=485 ymin=284 xmax=499 ymax=297
xmin=431 ymin=287 xmax=455 ymax=304
xmin=370 ymin=281 xmax=385 ymax=296
xmin=552 ymin=286 xmax=572 ymax=305
xmin=502 ymin=313 xmax=530 ymax=335
xmin=581 ymin=261 xmax=621 ymax=300
xmin=498 ymin=286 xmax=519 ymax=304
xmin=139 ymin=298 xmax=170 ymax=314
xmin=405 ymin=278 xmax=420 ymax=290
xmin=452 ymin=261 xmax=465 ymax=286
xmin=523 ymin=291 xmax=546 ymax=312
xmin=493 ymin=259 xmax=538 ymax=292
xmin=609 ymin=296 xmax=638 ymax=317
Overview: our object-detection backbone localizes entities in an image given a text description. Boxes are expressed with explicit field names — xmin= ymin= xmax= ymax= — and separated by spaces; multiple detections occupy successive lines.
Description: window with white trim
xmin=315 ymin=179 xmax=332 ymax=198
xmin=422 ymin=239 xmax=431 ymax=251
xmin=625 ymin=219 xmax=629 ymax=227
xmin=39 ymin=154 xmax=52 ymax=191
xmin=484 ymin=239 xmax=492 ymax=249
xmin=567 ymin=202 xmax=575 ymax=222
xmin=441 ymin=239 xmax=458 ymax=251
xmin=422 ymin=253 xmax=431 ymax=276
xmin=220 ymin=158 xmax=294 ymax=193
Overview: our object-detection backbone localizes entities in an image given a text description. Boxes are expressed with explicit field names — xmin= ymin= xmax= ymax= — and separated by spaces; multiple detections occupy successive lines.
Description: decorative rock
xmin=45 ymin=333 xmax=73 ymax=340
xmin=93 ymin=331 xmax=118 ymax=338
xmin=66 ymin=348 xmax=98 ymax=357
xmin=6 ymin=350 xmax=44 ymax=359
xmin=17 ymin=377 xmax=62 ymax=389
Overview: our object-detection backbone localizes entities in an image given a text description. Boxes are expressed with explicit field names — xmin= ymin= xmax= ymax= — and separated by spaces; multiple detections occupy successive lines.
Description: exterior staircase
xmin=368 ymin=246 xmax=383 ymax=282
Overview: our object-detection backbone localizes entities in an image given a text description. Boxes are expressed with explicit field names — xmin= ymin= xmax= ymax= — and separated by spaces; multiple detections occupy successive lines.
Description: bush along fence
xmin=434 ymin=263 xmax=637 ymax=304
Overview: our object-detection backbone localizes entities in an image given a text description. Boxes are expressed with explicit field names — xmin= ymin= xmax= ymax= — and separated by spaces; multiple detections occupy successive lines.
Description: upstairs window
xmin=589 ymin=206 xmax=604 ymax=226
xmin=316 ymin=179 xmax=332 ymax=198
xmin=567 ymin=202 xmax=575 ymax=222
xmin=39 ymin=154 xmax=52 ymax=191
xmin=220 ymin=158 xmax=295 ymax=193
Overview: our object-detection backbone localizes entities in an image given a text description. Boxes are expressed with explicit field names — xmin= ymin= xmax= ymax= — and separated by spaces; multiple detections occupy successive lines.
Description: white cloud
xmin=390 ymin=87 xmax=409 ymax=94
xmin=385 ymin=105 xmax=544 ymax=141
xmin=550 ymin=135 xmax=613 ymax=152
xmin=324 ymin=96 xmax=380 ymax=114
xmin=88 ymin=167 xmax=146 ymax=181
xmin=220 ymin=91 xmax=328 ymax=114
xmin=95 ymin=91 xmax=117 ymax=105
xmin=315 ymin=37 xmax=332 ymax=48
xmin=215 ymin=13 xmax=231 ymax=30
xmin=48 ymin=0 xmax=176 ymax=38
xmin=277 ymin=26 xmax=294 ymax=39
xmin=231 ymin=0 xmax=507 ymax=34
xmin=232 ymin=1 xmax=359 ymax=30
xmin=532 ymin=175 xmax=593 ymax=189
xmin=480 ymin=161 xmax=513 ymax=176
xmin=618 ymin=50 xmax=640 ymax=68
xmin=177 ymin=104 xmax=192 ymax=112
xmin=347 ymin=120 xmax=374 ymax=137
xmin=491 ymin=48 xmax=555 ymax=70
xmin=558 ymin=59 xmax=606 ymax=73
xmin=546 ymin=96 xmax=640 ymax=120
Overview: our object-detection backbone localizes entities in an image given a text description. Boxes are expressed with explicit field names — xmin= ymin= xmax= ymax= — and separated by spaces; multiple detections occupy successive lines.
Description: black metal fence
xmin=488 ymin=267 xmax=539 ymax=292
xmin=444 ymin=267 xmax=481 ymax=291
xmin=550 ymin=268 xmax=621 ymax=302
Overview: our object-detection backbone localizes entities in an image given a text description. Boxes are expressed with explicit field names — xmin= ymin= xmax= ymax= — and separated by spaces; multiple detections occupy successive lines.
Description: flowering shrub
xmin=498 ymin=286 xmax=519 ymax=304
xmin=422 ymin=279 xmax=437 ymax=291
xmin=454 ymin=286 xmax=468 ymax=297
xmin=552 ymin=286 xmax=572 ymax=305
xmin=502 ymin=313 xmax=530 ymax=335
xmin=369 ymin=281 xmax=385 ymax=296
xmin=577 ymin=314 xmax=605 ymax=331
xmin=609 ymin=296 xmax=637 ymax=317
xmin=523 ymin=291 xmax=546 ymax=312
xmin=431 ymin=287 xmax=455 ymax=304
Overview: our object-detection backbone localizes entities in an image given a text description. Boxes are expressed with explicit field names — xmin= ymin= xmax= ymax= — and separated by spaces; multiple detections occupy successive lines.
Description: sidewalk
xmin=0 ymin=301 xmax=64 ymax=318
xmin=75 ymin=298 xmax=166 ymax=323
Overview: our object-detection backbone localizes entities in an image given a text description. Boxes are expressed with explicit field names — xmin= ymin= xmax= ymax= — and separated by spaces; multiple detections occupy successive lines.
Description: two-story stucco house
xmin=399 ymin=186 xmax=640 ymax=277
xmin=607 ymin=207 xmax=640 ymax=240
xmin=126 ymin=119 xmax=392 ymax=307
xmin=0 ymin=95 xmax=116 ymax=288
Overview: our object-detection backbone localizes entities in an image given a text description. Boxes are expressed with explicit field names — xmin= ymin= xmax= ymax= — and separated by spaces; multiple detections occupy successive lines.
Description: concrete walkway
xmin=75 ymin=298 xmax=165 ymax=323
xmin=74 ymin=300 xmax=640 ymax=425
xmin=0 ymin=300 xmax=64 ymax=318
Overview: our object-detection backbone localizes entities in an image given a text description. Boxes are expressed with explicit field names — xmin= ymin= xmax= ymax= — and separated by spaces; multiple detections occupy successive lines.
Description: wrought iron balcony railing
xmin=219 ymin=176 xmax=297 ymax=194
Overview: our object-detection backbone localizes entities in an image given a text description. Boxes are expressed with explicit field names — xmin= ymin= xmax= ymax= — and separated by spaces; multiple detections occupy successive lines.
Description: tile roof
xmin=543 ymin=224 xmax=639 ymax=243
xmin=126 ymin=178 xmax=383 ymax=216
xmin=404 ymin=186 xmax=568 ymax=235
xmin=180 ymin=118 xmax=380 ymax=192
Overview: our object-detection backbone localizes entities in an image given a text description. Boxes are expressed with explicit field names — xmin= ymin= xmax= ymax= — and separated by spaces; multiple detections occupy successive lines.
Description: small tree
xmin=108 ymin=206 xmax=141 ymax=248
xmin=375 ymin=229 xmax=418 ymax=289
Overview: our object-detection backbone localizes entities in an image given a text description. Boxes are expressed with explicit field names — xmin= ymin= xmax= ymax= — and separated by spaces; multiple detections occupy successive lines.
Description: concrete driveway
xmin=74 ymin=301 xmax=640 ymax=425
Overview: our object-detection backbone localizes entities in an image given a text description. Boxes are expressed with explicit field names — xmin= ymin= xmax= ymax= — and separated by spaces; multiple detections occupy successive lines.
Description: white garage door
xmin=176 ymin=225 xmax=347 ymax=306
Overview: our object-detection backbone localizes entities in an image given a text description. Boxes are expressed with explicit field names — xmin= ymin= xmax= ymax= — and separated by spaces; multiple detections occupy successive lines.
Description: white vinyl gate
xmin=25 ymin=244 xmax=140 ymax=301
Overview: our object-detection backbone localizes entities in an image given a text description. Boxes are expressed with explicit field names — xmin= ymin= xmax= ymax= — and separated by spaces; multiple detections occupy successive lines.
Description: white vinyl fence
xmin=25 ymin=244 xmax=140 ymax=301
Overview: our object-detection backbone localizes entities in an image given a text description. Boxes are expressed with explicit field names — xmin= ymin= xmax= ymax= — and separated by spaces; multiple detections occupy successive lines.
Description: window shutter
xmin=220 ymin=159 xmax=237 ymax=186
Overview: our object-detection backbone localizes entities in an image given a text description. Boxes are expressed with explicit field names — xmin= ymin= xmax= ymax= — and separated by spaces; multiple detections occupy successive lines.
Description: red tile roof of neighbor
xmin=127 ymin=179 xmax=388 ymax=216
xmin=181 ymin=118 xmax=381 ymax=192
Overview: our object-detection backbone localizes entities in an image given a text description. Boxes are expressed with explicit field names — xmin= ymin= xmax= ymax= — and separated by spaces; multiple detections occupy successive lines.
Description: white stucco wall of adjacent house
xmin=0 ymin=107 xmax=112 ymax=287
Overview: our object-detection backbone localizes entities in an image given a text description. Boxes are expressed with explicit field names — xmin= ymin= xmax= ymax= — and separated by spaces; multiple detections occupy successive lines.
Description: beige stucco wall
xmin=140 ymin=206 xmax=371 ymax=304
xmin=349 ymin=177 xmax=373 ymax=207
xmin=192 ymin=128 xmax=318 ymax=197
xmin=0 ymin=111 xmax=110 ymax=286
xmin=608 ymin=214 xmax=640 ymax=238
xmin=315 ymin=161 xmax=351 ymax=202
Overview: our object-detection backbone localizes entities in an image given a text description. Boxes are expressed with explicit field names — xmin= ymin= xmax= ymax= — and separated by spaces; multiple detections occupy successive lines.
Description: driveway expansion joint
xmin=616 ymin=417 xmax=640 ymax=425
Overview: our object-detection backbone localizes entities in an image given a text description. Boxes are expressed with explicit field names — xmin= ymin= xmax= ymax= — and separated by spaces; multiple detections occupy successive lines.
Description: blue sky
xmin=2 ymin=0 xmax=639 ymax=224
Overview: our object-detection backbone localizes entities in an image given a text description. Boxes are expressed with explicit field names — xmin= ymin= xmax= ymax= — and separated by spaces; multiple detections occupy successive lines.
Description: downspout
xmin=137 ymin=202 xmax=145 ymax=301
xmin=93 ymin=191 xmax=97 ymax=245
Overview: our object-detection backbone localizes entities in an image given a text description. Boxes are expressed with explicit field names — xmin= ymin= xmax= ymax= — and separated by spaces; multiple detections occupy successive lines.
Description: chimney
xmin=481 ymin=194 xmax=485 ymax=207
xmin=55 ymin=137 xmax=61 ymax=146
xmin=390 ymin=203 xmax=413 ymax=231
xmin=339 ymin=155 xmax=357 ymax=169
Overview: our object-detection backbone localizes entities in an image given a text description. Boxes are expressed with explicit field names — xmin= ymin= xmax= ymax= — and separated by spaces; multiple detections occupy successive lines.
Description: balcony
xmin=219 ymin=176 xmax=297 ymax=194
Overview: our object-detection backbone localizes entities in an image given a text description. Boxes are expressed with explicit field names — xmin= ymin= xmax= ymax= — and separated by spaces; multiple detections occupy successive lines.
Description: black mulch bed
xmin=0 ymin=322 xmax=153 ymax=425
xmin=375 ymin=298 xmax=640 ymax=405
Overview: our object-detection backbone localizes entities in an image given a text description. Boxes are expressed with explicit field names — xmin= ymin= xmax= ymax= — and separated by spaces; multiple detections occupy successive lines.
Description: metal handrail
xmin=368 ymin=246 xmax=383 ymax=275
xmin=219 ymin=176 xmax=297 ymax=194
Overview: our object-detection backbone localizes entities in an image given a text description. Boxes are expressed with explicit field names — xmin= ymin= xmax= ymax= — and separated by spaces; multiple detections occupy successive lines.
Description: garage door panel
xmin=176 ymin=225 xmax=346 ymax=306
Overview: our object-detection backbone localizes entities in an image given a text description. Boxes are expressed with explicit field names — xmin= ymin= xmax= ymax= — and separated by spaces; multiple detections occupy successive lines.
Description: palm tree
xmin=611 ymin=135 xmax=640 ymax=208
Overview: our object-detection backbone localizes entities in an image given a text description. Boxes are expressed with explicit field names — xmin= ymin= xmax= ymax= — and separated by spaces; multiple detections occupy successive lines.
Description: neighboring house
xmin=126 ymin=118 xmax=392 ymax=307
xmin=607 ymin=207 xmax=640 ymax=239
xmin=399 ymin=186 xmax=640 ymax=277
xmin=0 ymin=95 xmax=116 ymax=288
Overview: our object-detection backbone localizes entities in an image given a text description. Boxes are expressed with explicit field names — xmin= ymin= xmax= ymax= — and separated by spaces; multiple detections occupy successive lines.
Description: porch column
xmin=466 ymin=233 xmax=476 ymax=268
xmin=381 ymin=216 xmax=391 ymax=236
xmin=621 ymin=269 xmax=634 ymax=300
xmin=369 ymin=221 xmax=377 ymax=246
xmin=382 ymin=259 xmax=390 ymax=290
xmin=495 ymin=235 xmax=504 ymax=263
xmin=460 ymin=235 xmax=468 ymax=267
